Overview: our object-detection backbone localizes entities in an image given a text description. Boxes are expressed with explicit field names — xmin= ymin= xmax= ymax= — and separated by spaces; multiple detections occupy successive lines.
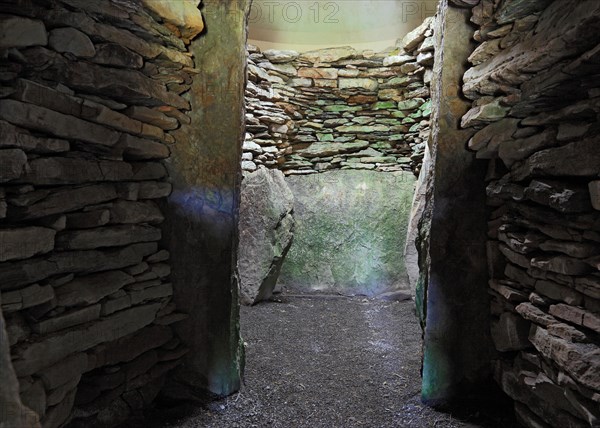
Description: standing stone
xmin=238 ymin=167 xmax=294 ymax=305
xmin=419 ymin=1 xmax=494 ymax=406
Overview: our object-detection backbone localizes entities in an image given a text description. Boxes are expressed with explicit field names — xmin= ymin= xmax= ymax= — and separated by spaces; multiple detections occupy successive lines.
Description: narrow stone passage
xmin=132 ymin=296 xmax=515 ymax=428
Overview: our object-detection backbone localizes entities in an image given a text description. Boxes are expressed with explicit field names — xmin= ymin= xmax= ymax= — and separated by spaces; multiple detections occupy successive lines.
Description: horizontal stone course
xmin=0 ymin=2 xmax=191 ymax=424
xmin=466 ymin=1 xmax=600 ymax=426
xmin=244 ymin=32 xmax=435 ymax=176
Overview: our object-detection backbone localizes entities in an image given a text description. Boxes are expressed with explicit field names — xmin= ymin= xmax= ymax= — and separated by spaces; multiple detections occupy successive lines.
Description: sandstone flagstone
xmin=48 ymin=27 xmax=95 ymax=58
xmin=0 ymin=227 xmax=55 ymax=262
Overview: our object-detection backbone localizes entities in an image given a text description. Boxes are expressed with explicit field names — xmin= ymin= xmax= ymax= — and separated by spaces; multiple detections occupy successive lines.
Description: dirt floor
xmin=130 ymin=295 xmax=517 ymax=428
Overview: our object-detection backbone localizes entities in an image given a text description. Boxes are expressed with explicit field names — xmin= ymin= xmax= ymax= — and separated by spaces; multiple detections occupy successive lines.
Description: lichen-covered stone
xmin=278 ymin=170 xmax=416 ymax=296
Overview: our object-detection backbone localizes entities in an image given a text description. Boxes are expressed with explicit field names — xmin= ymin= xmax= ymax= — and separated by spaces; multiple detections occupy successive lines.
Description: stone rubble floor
xmin=130 ymin=295 xmax=517 ymax=428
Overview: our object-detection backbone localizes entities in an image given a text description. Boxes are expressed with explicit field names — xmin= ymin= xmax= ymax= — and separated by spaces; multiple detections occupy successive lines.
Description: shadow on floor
xmin=125 ymin=296 xmax=518 ymax=428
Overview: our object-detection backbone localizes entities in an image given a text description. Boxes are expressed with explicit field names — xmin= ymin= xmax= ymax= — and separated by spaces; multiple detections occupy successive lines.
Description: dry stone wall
xmin=462 ymin=0 xmax=600 ymax=426
xmin=0 ymin=1 xmax=203 ymax=426
xmin=244 ymin=19 xmax=437 ymax=177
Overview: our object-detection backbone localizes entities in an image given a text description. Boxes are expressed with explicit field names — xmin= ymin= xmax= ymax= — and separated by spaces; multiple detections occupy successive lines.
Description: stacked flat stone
xmin=246 ymin=25 xmax=435 ymax=176
xmin=243 ymin=45 xmax=295 ymax=172
xmin=0 ymin=1 xmax=201 ymax=427
xmin=462 ymin=1 xmax=600 ymax=427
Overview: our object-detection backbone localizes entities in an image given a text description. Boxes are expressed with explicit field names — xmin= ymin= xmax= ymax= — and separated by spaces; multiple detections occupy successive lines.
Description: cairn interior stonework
xmin=461 ymin=0 xmax=600 ymax=426
xmin=0 ymin=0 xmax=599 ymax=427
xmin=0 ymin=0 xmax=248 ymax=426
xmin=238 ymin=18 xmax=437 ymax=301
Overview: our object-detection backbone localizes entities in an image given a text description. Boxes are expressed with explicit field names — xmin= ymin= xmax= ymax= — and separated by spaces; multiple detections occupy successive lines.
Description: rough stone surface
xmin=0 ymin=1 xmax=198 ymax=426
xmin=140 ymin=0 xmax=204 ymax=42
xmin=462 ymin=0 xmax=600 ymax=425
xmin=0 ymin=16 xmax=47 ymax=49
xmin=279 ymin=170 xmax=415 ymax=296
xmin=48 ymin=27 xmax=95 ymax=58
xmin=0 ymin=227 xmax=55 ymax=262
xmin=238 ymin=167 xmax=294 ymax=305
xmin=0 ymin=306 xmax=41 ymax=427
xmin=419 ymin=1 xmax=494 ymax=406
xmin=163 ymin=0 xmax=249 ymax=399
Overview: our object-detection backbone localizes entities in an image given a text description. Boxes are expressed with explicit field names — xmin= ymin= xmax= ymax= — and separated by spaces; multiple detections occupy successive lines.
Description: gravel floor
xmin=131 ymin=295 xmax=516 ymax=428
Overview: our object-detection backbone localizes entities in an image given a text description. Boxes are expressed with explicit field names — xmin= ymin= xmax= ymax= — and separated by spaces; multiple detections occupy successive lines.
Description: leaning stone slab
xmin=497 ymin=129 xmax=557 ymax=167
xmin=531 ymin=255 xmax=592 ymax=276
xmin=238 ymin=167 xmax=295 ymax=305
xmin=491 ymin=311 xmax=531 ymax=352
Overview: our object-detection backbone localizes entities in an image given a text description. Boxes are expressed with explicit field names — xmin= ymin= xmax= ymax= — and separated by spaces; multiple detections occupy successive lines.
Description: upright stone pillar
xmin=163 ymin=1 xmax=250 ymax=397
xmin=420 ymin=0 xmax=495 ymax=406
